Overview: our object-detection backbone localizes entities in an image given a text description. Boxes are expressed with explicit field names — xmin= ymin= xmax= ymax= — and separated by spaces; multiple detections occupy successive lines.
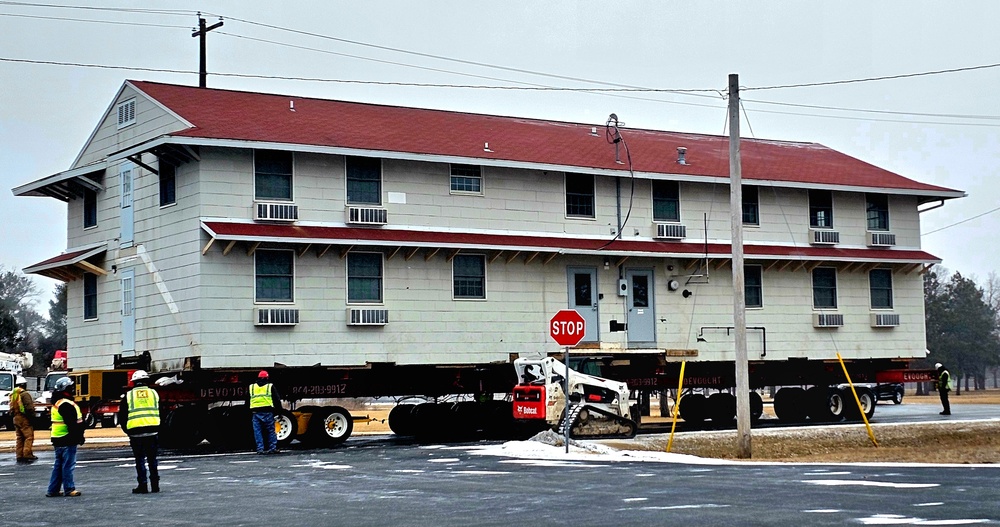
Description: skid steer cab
xmin=512 ymin=356 xmax=637 ymax=439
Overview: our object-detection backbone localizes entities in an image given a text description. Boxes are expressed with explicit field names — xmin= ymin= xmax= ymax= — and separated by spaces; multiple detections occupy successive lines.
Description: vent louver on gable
xmin=117 ymin=99 xmax=136 ymax=128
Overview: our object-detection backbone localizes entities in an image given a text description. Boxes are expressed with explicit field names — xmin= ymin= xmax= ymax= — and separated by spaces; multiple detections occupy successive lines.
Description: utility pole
xmin=192 ymin=13 xmax=223 ymax=88
xmin=728 ymin=73 xmax=752 ymax=459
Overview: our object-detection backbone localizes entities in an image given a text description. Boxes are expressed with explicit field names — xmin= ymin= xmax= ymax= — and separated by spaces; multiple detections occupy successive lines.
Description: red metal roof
xmin=202 ymin=221 xmax=940 ymax=263
xmin=130 ymin=81 xmax=961 ymax=197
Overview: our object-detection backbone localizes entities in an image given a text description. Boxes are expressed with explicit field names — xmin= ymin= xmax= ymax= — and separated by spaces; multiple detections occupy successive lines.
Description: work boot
xmin=132 ymin=483 xmax=149 ymax=494
xmin=151 ymin=479 xmax=160 ymax=493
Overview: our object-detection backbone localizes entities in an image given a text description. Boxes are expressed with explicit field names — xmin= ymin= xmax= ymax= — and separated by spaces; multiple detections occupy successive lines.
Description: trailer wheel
xmin=679 ymin=393 xmax=707 ymax=423
xmin=100 ymin=413 xmax=119 ymax=428
xmin=275 ymin=409 xmax=297 ymax=447
xmin=773 ymin=388 xmax=808 ymax=422
xmin=806 ymin=386 xmax=844 ymax=422
xmin=843 ymin=387 xmax=876 ymax=421
xmin=388 ymin=404 xmax=418 ymax=436
xmin=307 ymin=406 xmax=353 ymax=447
xmin=449 ymin=401 xmax=482 ymax=440
xmin=83 ymin=409 xmax=98 ymax=429
xmin=707 ymin=393 xmax=736 ymax=423
xmin=749 ymin=391 xmax=764 ymax=423
xmin=161 ymin=406 xmax=206 ymax=449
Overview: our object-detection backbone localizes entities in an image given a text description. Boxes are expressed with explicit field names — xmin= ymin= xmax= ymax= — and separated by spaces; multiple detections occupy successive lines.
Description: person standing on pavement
xmin=46 ymin=376 xmax=84 ymax=497
xmin=935 ymin=362 xmax=952 ymax=415
xmin=11 ymin=375 xmax=37 ymax=463
xmin=119 ymin=370 xmax=161 ymax=494
xmin=249 ymin=370 xmax=281 ymax=454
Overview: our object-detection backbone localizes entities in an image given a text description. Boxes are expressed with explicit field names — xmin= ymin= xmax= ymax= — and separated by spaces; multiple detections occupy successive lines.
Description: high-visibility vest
xmin=249 ymin=383 xmax=273 ymax=409
xmin=126 ymin=386 xmax=161 ymax=430
xmin=9 ymin=387 xmax=24 ymax=414
xmin=51 ymin=399 xmax=82 ymax=438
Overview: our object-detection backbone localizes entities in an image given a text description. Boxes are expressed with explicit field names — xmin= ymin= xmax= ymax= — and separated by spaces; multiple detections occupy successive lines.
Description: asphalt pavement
xmin=2 ymin=429 xmax=998 ymax=527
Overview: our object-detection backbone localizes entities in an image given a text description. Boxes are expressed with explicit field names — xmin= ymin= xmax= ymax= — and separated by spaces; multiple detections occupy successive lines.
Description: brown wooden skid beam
xmin=222 ymin=240 xmax=237 ymax=256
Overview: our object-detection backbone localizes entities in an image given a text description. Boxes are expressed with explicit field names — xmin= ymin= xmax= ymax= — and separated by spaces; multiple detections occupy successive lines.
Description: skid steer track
xmin=559 ymin=403 xmax=637 ymax=439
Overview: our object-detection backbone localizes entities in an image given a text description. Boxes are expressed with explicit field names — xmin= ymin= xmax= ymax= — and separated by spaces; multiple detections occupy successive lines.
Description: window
xmin=745 ymin=265 xmax=763 ymax=308
xmin=116 ymin=99 xmax=135 ymax=128
xmin=254 ymin=150 xmax=293 ymax=201
xmin=742 ymin=185 xmax=759 ymax=225
xmin=812 ymin=267 xmax=837 ymax=309
xmin=255 ymin=250 xmax=294 ymax=303
xmin=347 ymin=253 xmax=383 ymax=303
xmin=652 ymin=181 xmax=680 ymax=222
xmin=453 ymin=254 xmax=486 ymax=299
xmin=83 ymin=273 xmax=98 ymax=320
xmin=450 ymin=164 xmax=482 ymax=193
xmin=566 ymin=173 xmax=595 ymax=218
xmin=347 ymin=156 xmax=382 ymax=205
xmin=159 ymin=163 xmax=176 ymax=206
xmin=870 ymin=269 xmax=893 ymax=309
xmin=83 ymin=188 xmax=97 ymax=228
xmin=866 ymin=193 xmax=889 ymax=231
xmin=809 ymin=190 xmax=833 ymax=228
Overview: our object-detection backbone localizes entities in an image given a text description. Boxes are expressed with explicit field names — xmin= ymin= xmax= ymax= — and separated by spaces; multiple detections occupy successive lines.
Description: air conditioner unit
xmin=347 ymin=307 xmax=389 ymax=326
xmin=254 ymin=308 xmax=300 ymax=326
xmin=254 ymin=202 xmax=298 ymax=222
xmin=867 ymin=232 xmax=896 ymax=247
xmin=809 ymin=229 xmax=840 ymax=245
xmin=654 ymin=223 xmax=686 ymax=239
xmin=813 ymin=313 xmax=844 ymax=328
xmin=346 ymin=206 xmax=388 ymax=225
xmin=871 ymin=313 xmax=900 ymax=328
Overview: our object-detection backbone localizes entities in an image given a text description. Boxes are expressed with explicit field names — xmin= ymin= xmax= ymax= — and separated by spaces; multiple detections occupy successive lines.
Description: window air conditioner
xmin=346 ymin=307 xmax=389 ymax=326
xmin=254 ymin=308 xmax=300 ymax=326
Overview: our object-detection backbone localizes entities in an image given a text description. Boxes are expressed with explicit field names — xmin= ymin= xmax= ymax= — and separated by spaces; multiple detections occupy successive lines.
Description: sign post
xmin=549 ymin=309 xmax=586 ymax=453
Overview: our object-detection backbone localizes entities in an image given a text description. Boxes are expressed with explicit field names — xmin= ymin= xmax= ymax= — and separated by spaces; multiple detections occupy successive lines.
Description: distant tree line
xmin=924 ymin=268 xmax=1000 ymax=393
xmin=0 ymin=266 xmax=65 ymax=375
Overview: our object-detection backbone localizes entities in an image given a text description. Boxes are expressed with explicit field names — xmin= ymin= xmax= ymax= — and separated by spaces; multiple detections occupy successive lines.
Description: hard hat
xmin=131 ymin=370 xmax=149 ymax=382
xmin=53 ymin=376 xmax=74 ymax=393
xmin=15 ymin=375 xmax=27 ymax=386
xmin=935 ymin=362 xmax=943 ymax=369
xmin=258 ymin=370 xmax=269 ymax=379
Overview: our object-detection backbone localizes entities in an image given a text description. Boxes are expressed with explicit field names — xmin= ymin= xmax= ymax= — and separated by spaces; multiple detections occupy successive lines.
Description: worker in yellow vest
xmin=249 ymin=370 xmax=281 ymax=454
xmin=119 ymin=370 xmax=161 ymax=494
xmin=10 ymin=375 xmax=37 ymax=463
xmin=46 ymin=377 xmax=84 ymax=497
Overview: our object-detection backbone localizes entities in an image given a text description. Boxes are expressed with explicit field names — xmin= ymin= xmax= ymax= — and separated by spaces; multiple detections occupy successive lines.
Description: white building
xmin=15 ymin=81 xmax=963 ymax=381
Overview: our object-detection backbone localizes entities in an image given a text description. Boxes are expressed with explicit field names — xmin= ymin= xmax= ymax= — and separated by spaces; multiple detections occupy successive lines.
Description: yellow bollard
xmin=836 ymin=352 xmax=879 ymax=448
xmin=666 ymin=361 xmax=687 ymax=453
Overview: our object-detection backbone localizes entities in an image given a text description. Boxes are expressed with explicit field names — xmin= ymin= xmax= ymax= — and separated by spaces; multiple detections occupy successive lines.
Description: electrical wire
xmin=0 ymin=12 xmax=187 ymax=28
xmin=595 ymin=114 xmax=635 ymax=252
xmin=743 ymin=62 xmax=1000 ymax=91
xmin=922 ymin=206 xmax=1000 ymax=236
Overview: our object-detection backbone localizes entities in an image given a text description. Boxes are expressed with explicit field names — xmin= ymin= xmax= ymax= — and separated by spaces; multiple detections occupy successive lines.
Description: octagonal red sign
xmin=549 ymin=309 xmax=587 ymax=347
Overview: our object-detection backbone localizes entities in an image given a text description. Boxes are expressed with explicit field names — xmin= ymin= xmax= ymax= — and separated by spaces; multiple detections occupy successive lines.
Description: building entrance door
xmin=567 ymin=267 xmax=599 ymax=343
xmin=626 ymin=268 xmax=655 ymax=345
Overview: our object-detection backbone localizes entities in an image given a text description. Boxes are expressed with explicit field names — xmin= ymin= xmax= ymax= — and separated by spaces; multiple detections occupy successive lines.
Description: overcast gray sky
xmin=2 ymin=1 xmax=998 ymax=308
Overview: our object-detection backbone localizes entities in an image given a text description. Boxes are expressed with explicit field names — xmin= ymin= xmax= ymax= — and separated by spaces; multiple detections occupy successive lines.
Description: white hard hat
xmin=15 ymin=375 xmax=27 ymax=385
xmin=934 ymin=363 xmax=943 ymax=369
xmin=131 ymin=370 xmax=149 ymax=382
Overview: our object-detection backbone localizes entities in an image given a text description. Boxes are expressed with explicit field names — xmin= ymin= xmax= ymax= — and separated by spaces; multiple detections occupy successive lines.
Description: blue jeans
xmin=251 ymin=411 xmax=277 ymax=453
xmin=48 ymin=445 xmax=78 ymax=495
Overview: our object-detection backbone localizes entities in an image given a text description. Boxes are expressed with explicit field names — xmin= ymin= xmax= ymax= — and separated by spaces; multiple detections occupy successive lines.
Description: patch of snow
xmin=804 ymin=509 xmax=841 ymax=513
xmin=428 ymin=458 xmax=460 ymax=463
xmin=804 ymin=479 xmax=938 ymax=489
xmin=857 ymin=514 xmax=990 ymax=525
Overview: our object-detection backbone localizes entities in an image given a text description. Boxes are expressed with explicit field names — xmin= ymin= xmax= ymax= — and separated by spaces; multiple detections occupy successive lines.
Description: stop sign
xmin=549 ymin=309 xmax=587 ymax=347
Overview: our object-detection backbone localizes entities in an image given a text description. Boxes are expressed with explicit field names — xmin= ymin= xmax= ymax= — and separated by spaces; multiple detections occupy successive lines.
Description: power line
xmin=0 ymin=1 xmax=190 ymax=17
xmin=742 ymin=97 xmax=1000 ymax=121
xmin=743 ymin=62 xmax=1000 ymax=91
xmin=923 ymin=206 xmax=1000 ymax=236
xmin=0 ymin=12 xmax=187 ymax=29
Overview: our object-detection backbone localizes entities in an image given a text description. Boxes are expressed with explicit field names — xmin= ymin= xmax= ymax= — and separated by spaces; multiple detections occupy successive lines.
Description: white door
xmin=121 ymin=269 xmax=135 ymax=352
xmin=626 ymin=268 xmax=656 ymax=345
xmin=120 ymin=163 xmax=134 ymax=248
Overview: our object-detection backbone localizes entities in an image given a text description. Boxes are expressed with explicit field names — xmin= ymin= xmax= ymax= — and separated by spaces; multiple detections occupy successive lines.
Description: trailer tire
xmin=483 ymin=401 xmax=516 ymax=439
xmin=100 ymin=413 xmax=119 ymax=428
xmin=275 ymin=409 xmax=297 ymax=448
xmin=388 ymin=404 xmax=418 ymax=436
xmin=749 ymin=391 xmax=764 ymax=422
xmin=449 ymin=401 xmax=482 ymax=440
xmin=307 ymin=406 xmax=353 ymax=447
xmin=844 ymin=387 xmax=876 ymax=421
xmin=161 ymin=406 xmax=206 ymax=449
xmin=679 ymin=393 xmax=707 ymax=423
xmin=83 ymin=409 xmax=98 ymax=429
xmin=773 ymin=388 xmax=808 ymax=422
xmin=806 ymin=386 xmax=844 ymax=422
xmin=707 ymin=392 xmax=737 ymax=423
